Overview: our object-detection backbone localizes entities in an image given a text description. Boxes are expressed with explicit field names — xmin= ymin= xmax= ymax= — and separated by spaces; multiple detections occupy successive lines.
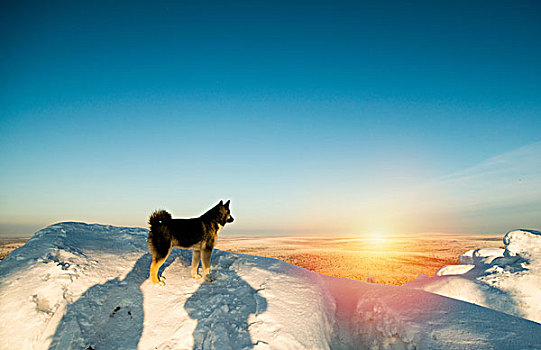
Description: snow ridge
xmin=1 ymin=223 xmax=540 ymax=349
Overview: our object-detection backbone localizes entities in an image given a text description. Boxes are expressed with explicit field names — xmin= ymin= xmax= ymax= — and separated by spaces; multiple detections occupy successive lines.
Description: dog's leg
xmin=201 ymin=248 xmax=215 ymax=282
xmin=150 ymin=251 xmax=169 ymax=286
xmin=191 ymin=248 xmax=202 ymax=279
xmin=150 ymin=258 xmax=166 ymax=286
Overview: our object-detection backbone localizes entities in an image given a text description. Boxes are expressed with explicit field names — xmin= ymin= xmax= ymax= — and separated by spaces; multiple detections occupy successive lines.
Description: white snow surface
xmin=0 ymin=223 xmax=540 ymax=350
xmin=406 ymin=229 xmax=541 ymax=325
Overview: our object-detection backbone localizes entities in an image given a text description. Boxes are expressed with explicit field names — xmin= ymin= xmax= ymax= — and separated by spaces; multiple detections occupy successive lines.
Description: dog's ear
xmin=224 ymin=200 xmax=230 ymax=208
xmin=219 ymin=200 xmax=223 ymax=206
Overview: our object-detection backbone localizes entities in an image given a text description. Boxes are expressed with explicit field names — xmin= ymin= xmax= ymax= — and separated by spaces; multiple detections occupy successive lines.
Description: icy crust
xmin=406 ymin=229 xmax=541 ymax=324
xmin=1 ymin=223 xmax=540 ymax=350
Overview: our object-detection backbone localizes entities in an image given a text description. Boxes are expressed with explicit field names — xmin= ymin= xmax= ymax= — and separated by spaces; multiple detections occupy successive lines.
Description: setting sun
xmin=368 ymin=232 xmax=389 ymax=246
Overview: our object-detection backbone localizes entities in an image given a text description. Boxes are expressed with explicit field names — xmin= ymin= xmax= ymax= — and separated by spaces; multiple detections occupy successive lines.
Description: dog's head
xmin=215 ymin=200 xmax=234 ymax=226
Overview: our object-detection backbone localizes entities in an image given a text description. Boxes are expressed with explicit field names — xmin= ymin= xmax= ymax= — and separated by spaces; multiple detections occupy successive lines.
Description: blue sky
xmin=1 ymin=0 xmax=540 ymax=236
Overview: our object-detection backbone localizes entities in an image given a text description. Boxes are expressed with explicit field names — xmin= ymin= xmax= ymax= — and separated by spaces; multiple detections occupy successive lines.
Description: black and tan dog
xmin=147 ymin=200 xmax=234 ymax=286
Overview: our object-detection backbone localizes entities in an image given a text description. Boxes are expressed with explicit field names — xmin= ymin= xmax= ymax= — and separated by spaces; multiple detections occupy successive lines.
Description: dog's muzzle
xmin=227 ymin=216 xmax=234 ymax=223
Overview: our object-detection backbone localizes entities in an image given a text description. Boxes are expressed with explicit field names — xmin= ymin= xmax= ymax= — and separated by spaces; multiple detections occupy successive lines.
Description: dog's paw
xmin=159 ymin=276 xmax=166 ymax=282
xmin=154 ymin=280 xmax=166 ymax=287
xmin=204 ymin=275 xmax=215 ymax=283
xmin=192 ymin=273 xmax=203 ymax=280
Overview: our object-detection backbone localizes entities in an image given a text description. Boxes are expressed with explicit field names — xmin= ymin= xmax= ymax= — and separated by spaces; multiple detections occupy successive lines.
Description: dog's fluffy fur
xmin=147 ymin=200 xmax=234 ymax=285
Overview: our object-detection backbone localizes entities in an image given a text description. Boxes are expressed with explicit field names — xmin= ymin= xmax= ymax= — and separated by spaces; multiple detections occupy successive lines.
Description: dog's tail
xmin=148 ymin=209 xmax=172 ymax=230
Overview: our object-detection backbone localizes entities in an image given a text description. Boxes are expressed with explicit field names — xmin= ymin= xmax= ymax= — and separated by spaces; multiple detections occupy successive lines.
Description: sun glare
xmin=368 ymin=232 xmax=389 ymax=246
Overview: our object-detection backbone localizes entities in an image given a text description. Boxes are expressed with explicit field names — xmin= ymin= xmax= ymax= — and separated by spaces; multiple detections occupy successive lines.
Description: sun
xmin=367 ymin=231 xmax=389 ymax=246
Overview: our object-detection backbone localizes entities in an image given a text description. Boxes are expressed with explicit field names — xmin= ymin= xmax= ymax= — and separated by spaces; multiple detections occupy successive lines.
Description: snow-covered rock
xmin=458 ymin=249 xmax=475 ymax=265
xmin=503 ymin=229 xmax=541 ymax=262
xmin=1 ymin=223 xmax=540 ymax=350
xmin=435 ymin=264 xmax=475 ymax=276
xmin=406 ymin=229 xmax=541 ymax=324
xmin=458 ymin=248 xmax=505 ymax=265
xmin=472 ymin=248 xmax=505 ymax=265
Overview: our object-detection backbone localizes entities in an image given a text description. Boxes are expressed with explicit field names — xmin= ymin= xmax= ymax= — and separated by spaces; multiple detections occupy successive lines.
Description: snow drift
xmin=406 ymin=229 xmax=541 ymax=324
xmin=0 ymin=223 xmax=540 ymax=350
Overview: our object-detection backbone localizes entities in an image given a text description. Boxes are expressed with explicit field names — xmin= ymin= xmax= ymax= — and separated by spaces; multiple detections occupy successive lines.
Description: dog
xmin=147 ymin=200 xmax=234 ymax=286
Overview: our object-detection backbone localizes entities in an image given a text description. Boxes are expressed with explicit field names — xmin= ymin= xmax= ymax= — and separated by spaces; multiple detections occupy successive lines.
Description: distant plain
xmin=217 ymin=234 xmax=503 ymax=285
xmin=0 ymin=238 xmax=28 ymax=261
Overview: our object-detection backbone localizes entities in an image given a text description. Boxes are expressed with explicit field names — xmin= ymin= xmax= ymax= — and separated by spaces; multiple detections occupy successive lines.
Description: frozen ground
xmin=0 ymin=223 xmax=540 ymax=349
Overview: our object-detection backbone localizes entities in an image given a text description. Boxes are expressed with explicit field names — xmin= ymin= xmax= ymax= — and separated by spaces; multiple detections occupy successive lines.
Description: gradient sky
xmin=1 ymin=1 xmax=540 ymax=237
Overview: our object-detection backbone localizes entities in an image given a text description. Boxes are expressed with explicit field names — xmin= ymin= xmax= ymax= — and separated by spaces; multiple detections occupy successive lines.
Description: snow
xmin=458 ymin=249 xmax=475 ymax=264
xmin=1 ymin=223 xmax=540 ymax=349
xmin=503 ymin=229 xmax=541 ymax=262
xmin=458 ymin=248 xmax=505 ymax=265
xmin=406 ymin=229 xmax=541 ymax=325
xmin=435 ymin=264 xmax=475 ymax=276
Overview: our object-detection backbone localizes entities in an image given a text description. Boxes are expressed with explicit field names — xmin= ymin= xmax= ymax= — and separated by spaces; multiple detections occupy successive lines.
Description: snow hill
xmin=0 ymin=223 xmax=540 ymax=350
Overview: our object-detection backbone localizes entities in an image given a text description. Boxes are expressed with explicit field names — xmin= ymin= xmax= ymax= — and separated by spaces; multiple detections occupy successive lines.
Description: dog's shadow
xmin=48 ymin=251 xmax=266 ymax=350
xmin=48 ymin=254 xmax=150 ymax=350
xmin=184 ymin=251 xmax=267 ymax=349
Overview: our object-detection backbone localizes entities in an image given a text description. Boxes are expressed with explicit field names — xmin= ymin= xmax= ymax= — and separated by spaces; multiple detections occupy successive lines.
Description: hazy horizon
xmin=0 ymin=220 xmax=516 ymax=239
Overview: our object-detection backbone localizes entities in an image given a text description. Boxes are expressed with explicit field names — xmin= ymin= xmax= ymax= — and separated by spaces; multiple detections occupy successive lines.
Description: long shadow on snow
xmin=184 ymin=250 xmax=267 ymax=350
xmin=48 ymin=254 xmax=151 ymax=350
